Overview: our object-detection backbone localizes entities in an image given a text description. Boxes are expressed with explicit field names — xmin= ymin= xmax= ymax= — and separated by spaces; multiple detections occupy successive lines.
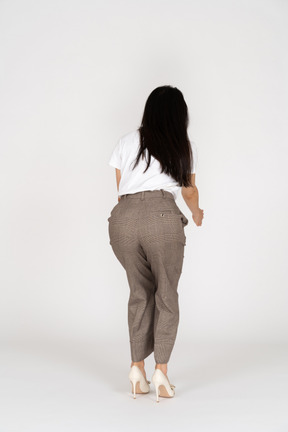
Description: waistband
xmin=120 ymin=189 xmax=175 ymax=201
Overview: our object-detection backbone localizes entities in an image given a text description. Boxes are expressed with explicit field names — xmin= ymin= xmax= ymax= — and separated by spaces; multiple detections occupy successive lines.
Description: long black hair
xmin=131 ymin=85 xmax=193 ymax=187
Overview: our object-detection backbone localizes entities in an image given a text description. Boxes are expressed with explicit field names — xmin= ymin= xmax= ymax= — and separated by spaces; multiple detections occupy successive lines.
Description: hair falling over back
xmin=131 ymin=85 xmax=193 ymax=187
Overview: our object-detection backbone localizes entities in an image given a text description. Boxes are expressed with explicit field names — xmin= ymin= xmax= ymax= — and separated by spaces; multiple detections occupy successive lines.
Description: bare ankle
xmin=155 ymin=363 xmax=168 ymax=375
xmin=131 ymin=360 xmax=144 ymax=367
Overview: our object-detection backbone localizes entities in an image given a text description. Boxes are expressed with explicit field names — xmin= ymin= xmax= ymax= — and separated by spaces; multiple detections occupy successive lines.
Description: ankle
xmin=155 ymin=363 xmax=168 ymax=375
xmin=131 ymin=360 xmax=145 ymax=367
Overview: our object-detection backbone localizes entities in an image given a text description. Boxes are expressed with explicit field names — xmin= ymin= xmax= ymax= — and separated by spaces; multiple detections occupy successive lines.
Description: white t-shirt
xmin=108 ymin=129 xmax=198 ymax=200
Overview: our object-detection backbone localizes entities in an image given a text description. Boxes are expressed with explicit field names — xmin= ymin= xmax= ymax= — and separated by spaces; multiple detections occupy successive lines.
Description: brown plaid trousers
xmin=107 ymin=189 xmax=188 ymax=364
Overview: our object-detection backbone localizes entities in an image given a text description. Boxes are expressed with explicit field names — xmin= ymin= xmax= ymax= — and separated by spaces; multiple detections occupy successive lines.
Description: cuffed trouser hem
xmin=130 ymin=334 xmax=154 ymax=362
xmin=154 ymin=341 xmax=175 ymax=364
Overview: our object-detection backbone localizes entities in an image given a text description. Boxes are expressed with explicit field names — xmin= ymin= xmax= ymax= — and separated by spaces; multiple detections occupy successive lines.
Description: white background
xmin=0 ymin=0 xmax=287 ymax=430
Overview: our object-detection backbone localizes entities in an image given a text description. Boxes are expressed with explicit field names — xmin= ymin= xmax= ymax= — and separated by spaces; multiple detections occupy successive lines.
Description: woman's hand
xmin=192 ymin=208 xmax=204 ymax=226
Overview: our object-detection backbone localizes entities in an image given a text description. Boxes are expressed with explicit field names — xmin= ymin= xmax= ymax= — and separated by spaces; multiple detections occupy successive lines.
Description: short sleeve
xmin=108 ymin=138 xmax=122 ymax=169
xmin=190 ymin=140 xmax=198 ymax=174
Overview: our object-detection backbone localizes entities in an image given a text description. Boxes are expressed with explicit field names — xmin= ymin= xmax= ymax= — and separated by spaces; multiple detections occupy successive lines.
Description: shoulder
xmin=189 ymin=139 xmax=198 ymax=157
xmin=118 ymin=130 xmax=140 ymax=152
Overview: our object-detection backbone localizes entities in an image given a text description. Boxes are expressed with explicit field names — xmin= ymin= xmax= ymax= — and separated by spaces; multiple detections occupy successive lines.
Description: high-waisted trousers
xmin=107 ymin=189 xmax=189 ymax=364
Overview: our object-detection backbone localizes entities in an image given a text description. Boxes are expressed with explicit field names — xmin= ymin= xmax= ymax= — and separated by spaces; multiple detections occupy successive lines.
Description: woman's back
xmin=108 ymin=129 xmax=198 ymax=200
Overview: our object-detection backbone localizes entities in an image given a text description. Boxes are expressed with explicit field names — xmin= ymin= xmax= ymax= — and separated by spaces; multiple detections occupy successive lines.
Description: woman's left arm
xmin=115 ymin=168 xmax=121 ymax=201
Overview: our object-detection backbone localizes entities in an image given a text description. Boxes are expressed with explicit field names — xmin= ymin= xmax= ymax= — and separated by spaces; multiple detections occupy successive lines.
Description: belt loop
xmin=141 ymin=191 xmax=145 ymax=200
xmin=161 ymin=189 xmax=166 ymax=199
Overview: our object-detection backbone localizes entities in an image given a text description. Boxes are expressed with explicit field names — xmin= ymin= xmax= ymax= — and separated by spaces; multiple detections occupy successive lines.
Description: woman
xmin=107 ymin=85 xmax=204 ymax=402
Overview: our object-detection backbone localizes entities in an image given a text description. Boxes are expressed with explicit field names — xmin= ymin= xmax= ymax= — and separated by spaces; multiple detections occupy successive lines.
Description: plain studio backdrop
xmin=0 ymin=0 xmax=287 ymax=431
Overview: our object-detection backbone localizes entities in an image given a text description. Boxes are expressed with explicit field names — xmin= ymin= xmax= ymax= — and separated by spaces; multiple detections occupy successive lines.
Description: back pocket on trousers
xmin=150 ymin=209 xmax=180 ymax=217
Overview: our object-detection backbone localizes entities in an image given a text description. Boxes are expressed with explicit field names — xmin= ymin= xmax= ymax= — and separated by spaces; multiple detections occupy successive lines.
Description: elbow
xmin=181 ymin=185 xmax=198 ymax=199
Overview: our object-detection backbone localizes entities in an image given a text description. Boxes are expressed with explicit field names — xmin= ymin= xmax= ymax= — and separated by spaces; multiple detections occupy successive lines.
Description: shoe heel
xmin=151 ymin=369 xmax=175 ymax=403
xmin=130 ymin=378 xmax=138 ymax=399
xmin=129 ymin=365 xmax=150 ymax=398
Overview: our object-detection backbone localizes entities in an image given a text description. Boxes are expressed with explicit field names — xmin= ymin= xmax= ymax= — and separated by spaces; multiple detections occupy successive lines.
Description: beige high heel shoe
xmin=151 ymin=368 xmax=176 ymax=403
xmin=129 ymin=365 xmax=151 ymax=399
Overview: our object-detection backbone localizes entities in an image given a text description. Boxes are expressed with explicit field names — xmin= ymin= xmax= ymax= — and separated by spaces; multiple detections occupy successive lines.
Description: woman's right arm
xmin=181 ymin=174 xmax=204 ymax=226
